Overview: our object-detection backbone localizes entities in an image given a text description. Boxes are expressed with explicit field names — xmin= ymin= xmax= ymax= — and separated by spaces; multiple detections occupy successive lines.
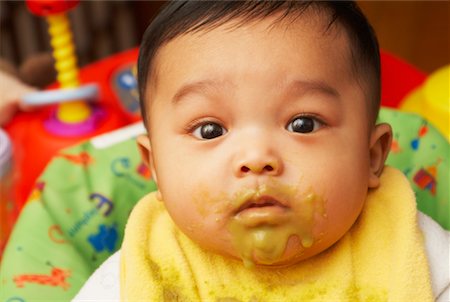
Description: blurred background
xmin=359 ymin=1 xmax=449 ymax=73
xmin=0 ymin=0 xmax=449 ymax=82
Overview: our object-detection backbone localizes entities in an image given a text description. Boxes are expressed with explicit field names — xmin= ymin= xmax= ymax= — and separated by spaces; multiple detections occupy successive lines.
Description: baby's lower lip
xmin=234 ymin=206 xmax=290 ymax=227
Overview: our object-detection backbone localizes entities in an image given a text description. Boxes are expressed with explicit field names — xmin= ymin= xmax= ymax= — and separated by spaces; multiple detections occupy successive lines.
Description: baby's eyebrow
xmin=171 ymin=78 xmax=339 ymax=105
xmin=285 ymin=79 xmax=340 ymax=99
xmin=171 ymin=80 xmax=225 ymax=105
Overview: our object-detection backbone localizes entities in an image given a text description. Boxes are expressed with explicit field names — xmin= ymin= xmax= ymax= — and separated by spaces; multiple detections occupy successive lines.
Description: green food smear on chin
xmin=228 ymin=191 xmax=325 ymax=268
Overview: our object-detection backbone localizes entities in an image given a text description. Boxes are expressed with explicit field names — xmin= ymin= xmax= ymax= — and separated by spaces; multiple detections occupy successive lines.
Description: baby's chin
xmin=254 ymin=236 xmax=324 ymax=267
xmin=182 ymin=221 xmax=343 ymax=268
xmin=230 ymin=234 xmax=335 ymax=268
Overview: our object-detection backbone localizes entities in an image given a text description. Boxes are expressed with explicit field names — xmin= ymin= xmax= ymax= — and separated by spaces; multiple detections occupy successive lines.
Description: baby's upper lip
xmin=234 ymin=195 xmax=288 ymax=214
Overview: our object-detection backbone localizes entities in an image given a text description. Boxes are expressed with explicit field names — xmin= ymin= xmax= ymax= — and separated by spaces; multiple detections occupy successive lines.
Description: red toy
xmin=379 ymin=52 xmax=427 ymax=108
xmin=26 ymin=0 xmax=79 ymax=17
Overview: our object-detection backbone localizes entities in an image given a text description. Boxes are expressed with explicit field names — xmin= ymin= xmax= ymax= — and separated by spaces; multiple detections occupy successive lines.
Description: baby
xmin=74 ymin=1 xmax=449 ymax=301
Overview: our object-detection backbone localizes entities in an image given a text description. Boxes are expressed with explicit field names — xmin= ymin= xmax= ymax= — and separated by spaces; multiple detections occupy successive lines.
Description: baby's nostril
xmin=264 ymin=165 xmax=274 ymax=172
xmin=241 ymin=166 xmax=250 ymax=173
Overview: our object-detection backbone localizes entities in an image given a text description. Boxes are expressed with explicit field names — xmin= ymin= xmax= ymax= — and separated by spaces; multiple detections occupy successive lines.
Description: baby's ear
xmin=136 ymin=134 xmax=158 ymax=185
xmin=368 ymin=123 xmax=392 ymax=188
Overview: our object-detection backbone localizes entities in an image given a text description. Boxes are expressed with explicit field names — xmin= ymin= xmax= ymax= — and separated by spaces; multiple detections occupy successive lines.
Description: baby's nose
xmin=233 ymin=145 xmax=283 ymax=177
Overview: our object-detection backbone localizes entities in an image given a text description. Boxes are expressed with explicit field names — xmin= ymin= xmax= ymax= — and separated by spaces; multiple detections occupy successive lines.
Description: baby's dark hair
xmin=138 ymin=1 xmax=380 ymax=127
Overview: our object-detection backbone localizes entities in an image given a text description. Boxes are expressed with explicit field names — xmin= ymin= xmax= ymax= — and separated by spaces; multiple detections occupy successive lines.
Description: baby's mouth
xmin=233 ymin=196 xmax=290 ymax=227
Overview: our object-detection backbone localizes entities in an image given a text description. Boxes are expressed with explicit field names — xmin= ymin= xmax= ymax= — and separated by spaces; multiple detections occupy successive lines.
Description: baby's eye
xmin=286 ymin=116 xmax=322 ymax=133
xmin=192 ymin=122 xmax=227 ymax=140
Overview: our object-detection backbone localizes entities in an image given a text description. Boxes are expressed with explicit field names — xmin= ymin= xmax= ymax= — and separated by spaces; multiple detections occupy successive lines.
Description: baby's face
xmin=141 ymin=14 xmax=382 ymax=267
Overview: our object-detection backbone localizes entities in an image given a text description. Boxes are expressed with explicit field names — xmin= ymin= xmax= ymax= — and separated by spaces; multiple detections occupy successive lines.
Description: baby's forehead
xmin=151 ymin=11 xmax=354 ymax=84
xmin=149 ymin=15 xmax=367 ymax=111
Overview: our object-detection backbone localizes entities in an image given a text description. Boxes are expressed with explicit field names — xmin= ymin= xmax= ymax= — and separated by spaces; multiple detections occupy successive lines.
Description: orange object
xmin=13 ymin=267 xmax=71 ymax=290
xmin=56 ymin=151 xmax=94 ymax=166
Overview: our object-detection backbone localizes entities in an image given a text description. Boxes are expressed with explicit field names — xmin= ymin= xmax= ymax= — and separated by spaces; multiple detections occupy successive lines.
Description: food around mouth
xmin=228 ymin=190 xmax=326 ymax=268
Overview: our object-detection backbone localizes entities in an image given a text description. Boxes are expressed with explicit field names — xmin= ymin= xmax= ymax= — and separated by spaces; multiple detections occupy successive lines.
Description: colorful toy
xmin=400 ymin=65 xmax=450 ymax=141
xmin=4 ymin=1 xmax=142 ymax=214
xmin=0 ymin=124 xmax=156 ymax=300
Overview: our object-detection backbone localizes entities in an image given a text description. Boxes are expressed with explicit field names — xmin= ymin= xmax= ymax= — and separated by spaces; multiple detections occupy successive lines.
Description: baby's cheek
xmin=190 ymin=188 xmax=228 ymax=220
xmin=316 ymin=192 xmax=366 ymax=245
xmin=169 ymin=190 xmax=225 ymax=240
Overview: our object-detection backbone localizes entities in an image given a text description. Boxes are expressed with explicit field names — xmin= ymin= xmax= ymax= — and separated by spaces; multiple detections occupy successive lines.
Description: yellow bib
xmin=120 ymin=167 xmax=433 ymax=301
